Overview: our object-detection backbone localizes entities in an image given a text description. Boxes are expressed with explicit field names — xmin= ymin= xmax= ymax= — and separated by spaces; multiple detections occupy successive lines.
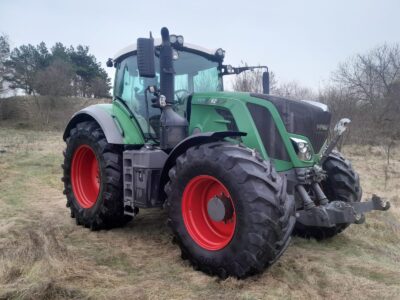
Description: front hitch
xmin=296 ymin=195 xmax=391 ymax=228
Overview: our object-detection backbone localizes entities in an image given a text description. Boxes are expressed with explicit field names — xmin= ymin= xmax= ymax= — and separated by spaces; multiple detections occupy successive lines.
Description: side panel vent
xmin=215 ymin=108 xmax=239 ymax=132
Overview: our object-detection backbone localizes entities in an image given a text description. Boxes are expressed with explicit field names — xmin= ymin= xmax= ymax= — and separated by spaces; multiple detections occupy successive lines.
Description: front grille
xmin=247 ymin=103 xmax=290 ymax=161
xmin=250 ymin=94 xmax=331 ymax=153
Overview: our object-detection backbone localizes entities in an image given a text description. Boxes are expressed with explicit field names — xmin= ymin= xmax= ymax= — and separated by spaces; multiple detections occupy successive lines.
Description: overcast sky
xmin=1 ymin=0 xmax=399 ymax=90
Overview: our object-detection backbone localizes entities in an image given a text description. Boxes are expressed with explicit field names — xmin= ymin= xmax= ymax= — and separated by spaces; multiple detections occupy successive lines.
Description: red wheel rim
xmin=182 ymin=175 xmax=236 ymax=251
xmin=71 ymin=145 xmax=100 ymax=208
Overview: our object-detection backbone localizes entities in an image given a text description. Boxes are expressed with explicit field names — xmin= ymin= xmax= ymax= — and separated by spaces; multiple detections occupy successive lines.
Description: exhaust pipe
xmin=158 ymin=27 xmax=188 ymax=150
xmin=159 ymin=27 xmax=175 ymax=104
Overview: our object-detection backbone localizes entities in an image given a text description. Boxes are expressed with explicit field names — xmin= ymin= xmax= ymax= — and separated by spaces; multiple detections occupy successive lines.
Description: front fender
xmin=63 ymin=105 xmax=124 ymax=144
xmin=158 ymin=131 xmax=247 ymax=202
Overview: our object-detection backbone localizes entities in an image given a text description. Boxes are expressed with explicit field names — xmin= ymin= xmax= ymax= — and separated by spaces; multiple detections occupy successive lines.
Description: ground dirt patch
xmin=0 ymin=128 xmax=399 ymax=299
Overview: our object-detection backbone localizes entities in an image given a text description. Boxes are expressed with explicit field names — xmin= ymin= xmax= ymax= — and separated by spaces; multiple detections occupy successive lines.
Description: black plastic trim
xmin=247 ymin=103 xmax=290 ymax=161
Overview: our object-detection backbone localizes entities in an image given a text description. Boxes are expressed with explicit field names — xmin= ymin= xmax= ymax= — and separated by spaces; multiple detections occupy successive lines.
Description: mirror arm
xmin=221 ymin=65 xmax=268 ymax=76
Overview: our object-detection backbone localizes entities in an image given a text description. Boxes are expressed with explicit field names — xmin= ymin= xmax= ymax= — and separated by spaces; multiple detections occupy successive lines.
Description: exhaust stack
xmin=159 ymin=27 xmax=175 ymax=104
xmin=158 ymin=27 xmax=188 ymax=150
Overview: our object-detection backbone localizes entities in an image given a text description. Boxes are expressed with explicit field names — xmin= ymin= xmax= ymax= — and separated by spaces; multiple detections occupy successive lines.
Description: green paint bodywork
xmin=92 ymin=102 xmax=145 ymax=145
xmin=112 ymin=101 xmax=145 ymax=144
xmin=188 ymin=92 xmax=320 ymax=172
xmin=92 ymin=91 xmax=324 ymax=172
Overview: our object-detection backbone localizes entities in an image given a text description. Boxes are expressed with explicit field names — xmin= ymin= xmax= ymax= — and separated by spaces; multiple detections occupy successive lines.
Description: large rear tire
xmin=62 ymin=121 xmax=131 ymax=230
xmin=294 ymin=151 xmax=362 ymax=240
xmin=165 ymin=142 xmax=295 ymax=279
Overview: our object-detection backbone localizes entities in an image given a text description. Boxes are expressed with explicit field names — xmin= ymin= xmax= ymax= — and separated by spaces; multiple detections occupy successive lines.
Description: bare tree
xmin=335 ymin=44 xmax=400 ymax=118
xmin=34 ymin=59 xmax=73 ymax=97
xmin=379 ymin=81 xmax=400 ymax=188
xmin=231 ymin=64 xmax=277 ymax=94
xmin=231 ymin=63 xmax=316 ymax=100
xmin=0 ymin=34 xmax=10 ymax=94
xmin=33 ymin=59 xmax=74 ymax=125
xmin=333 ymin=43 xmax=400 ymax=104
xmin=88 ymin=77 xmax=112 ymax=98
xmin=324 ymin=43 xmax=400 ymax=149
xmin=274 ymin=80 xmax=316 ymax=100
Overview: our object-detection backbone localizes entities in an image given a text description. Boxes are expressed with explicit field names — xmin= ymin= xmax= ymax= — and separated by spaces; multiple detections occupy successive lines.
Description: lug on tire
xmin=62 ymin=121 xmax=132 ymax=230
xmin=165 ymin=142 xmax=296 ymax=279
xmin=293 ymin=150 xmax=362 ymax=240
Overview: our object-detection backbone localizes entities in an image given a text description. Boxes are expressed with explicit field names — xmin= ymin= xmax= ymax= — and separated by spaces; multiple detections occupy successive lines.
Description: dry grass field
xmin=0 ymin=128 xmax=399 ymax=299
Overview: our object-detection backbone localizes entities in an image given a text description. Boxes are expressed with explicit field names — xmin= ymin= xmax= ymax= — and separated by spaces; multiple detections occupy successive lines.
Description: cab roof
xmin=113 ymin=38 xmax=220 ymax=61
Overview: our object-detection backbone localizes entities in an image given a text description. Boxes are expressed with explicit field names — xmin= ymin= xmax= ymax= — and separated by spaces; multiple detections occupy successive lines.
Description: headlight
xmin=169 ymin=34 xmax=184 ymax=46
xmin=290 ymin=137 xmax=313 ymax=161
xmin=177 ymin=35 xmax=184 ymax=45
xmin=169 ymin=34 xmax=177 ymax=44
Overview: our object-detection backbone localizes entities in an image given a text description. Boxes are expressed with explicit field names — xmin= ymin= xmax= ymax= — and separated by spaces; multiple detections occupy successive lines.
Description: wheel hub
xmin=207 ymin=194 xmax=234 ymax=222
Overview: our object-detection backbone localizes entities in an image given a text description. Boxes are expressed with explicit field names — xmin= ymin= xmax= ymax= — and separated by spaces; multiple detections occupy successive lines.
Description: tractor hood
xmin=250 ymin=94 xmax=331 ymax=153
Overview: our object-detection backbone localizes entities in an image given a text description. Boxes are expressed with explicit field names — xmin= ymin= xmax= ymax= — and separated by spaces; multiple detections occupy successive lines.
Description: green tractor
xmin=62 ymin=27 xmax=390 ymax=279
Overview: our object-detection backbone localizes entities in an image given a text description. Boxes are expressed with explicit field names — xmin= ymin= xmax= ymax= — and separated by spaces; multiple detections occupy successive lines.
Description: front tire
xmin=165 ymin=142 xmax=295 ymax=279
xmin=62 ymin=121 xmax=131 ymax=230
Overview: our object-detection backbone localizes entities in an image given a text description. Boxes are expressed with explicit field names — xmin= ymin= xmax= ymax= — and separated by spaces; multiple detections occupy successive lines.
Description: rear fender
xmin=63 ymin=105 xmax=124 ymax=144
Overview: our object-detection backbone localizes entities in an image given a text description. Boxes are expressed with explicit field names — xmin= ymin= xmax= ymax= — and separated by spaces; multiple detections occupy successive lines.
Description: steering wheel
xmin=175 ymin=89 xmax=190 ymax=104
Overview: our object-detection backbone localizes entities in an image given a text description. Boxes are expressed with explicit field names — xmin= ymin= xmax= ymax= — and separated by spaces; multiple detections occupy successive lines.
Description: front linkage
xmin=294 ymin=118 xmax=390 ymax=229
xmin=297 ymin=195 xmax=390 ymax=228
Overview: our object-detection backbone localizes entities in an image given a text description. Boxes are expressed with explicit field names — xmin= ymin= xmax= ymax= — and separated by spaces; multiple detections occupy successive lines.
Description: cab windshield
xmin=114 ymin=51 xmax=222 ymax=137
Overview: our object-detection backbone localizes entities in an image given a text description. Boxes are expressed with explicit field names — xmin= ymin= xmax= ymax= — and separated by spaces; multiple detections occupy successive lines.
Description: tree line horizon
xmin=0 ymin=35 xmax=110 ymax=98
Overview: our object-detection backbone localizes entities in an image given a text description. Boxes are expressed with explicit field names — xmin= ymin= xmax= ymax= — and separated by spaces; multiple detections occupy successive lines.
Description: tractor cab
xmin=112 ymin=39 xmax=224 ymax=138
xmin=111 ymin=36 xmax=268 ymax=141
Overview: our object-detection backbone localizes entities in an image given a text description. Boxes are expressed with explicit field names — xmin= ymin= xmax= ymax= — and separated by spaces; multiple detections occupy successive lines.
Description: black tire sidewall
xmin=322 ymin=152 xmax=361 ymax=203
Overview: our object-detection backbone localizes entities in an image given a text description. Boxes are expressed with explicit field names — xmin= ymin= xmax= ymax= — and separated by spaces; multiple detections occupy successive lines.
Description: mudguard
xmin=158 ymin=131 xmax=247 ymax=202
xmin=63 ymin=105 xmax=124 ymax=144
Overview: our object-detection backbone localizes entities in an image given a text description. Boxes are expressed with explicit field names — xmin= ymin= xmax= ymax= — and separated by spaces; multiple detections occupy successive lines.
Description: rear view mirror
xmin=137 ymin=37 xmax=156 ymax=78
xmin=262 ymin=71 xmax=270 ymax=94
